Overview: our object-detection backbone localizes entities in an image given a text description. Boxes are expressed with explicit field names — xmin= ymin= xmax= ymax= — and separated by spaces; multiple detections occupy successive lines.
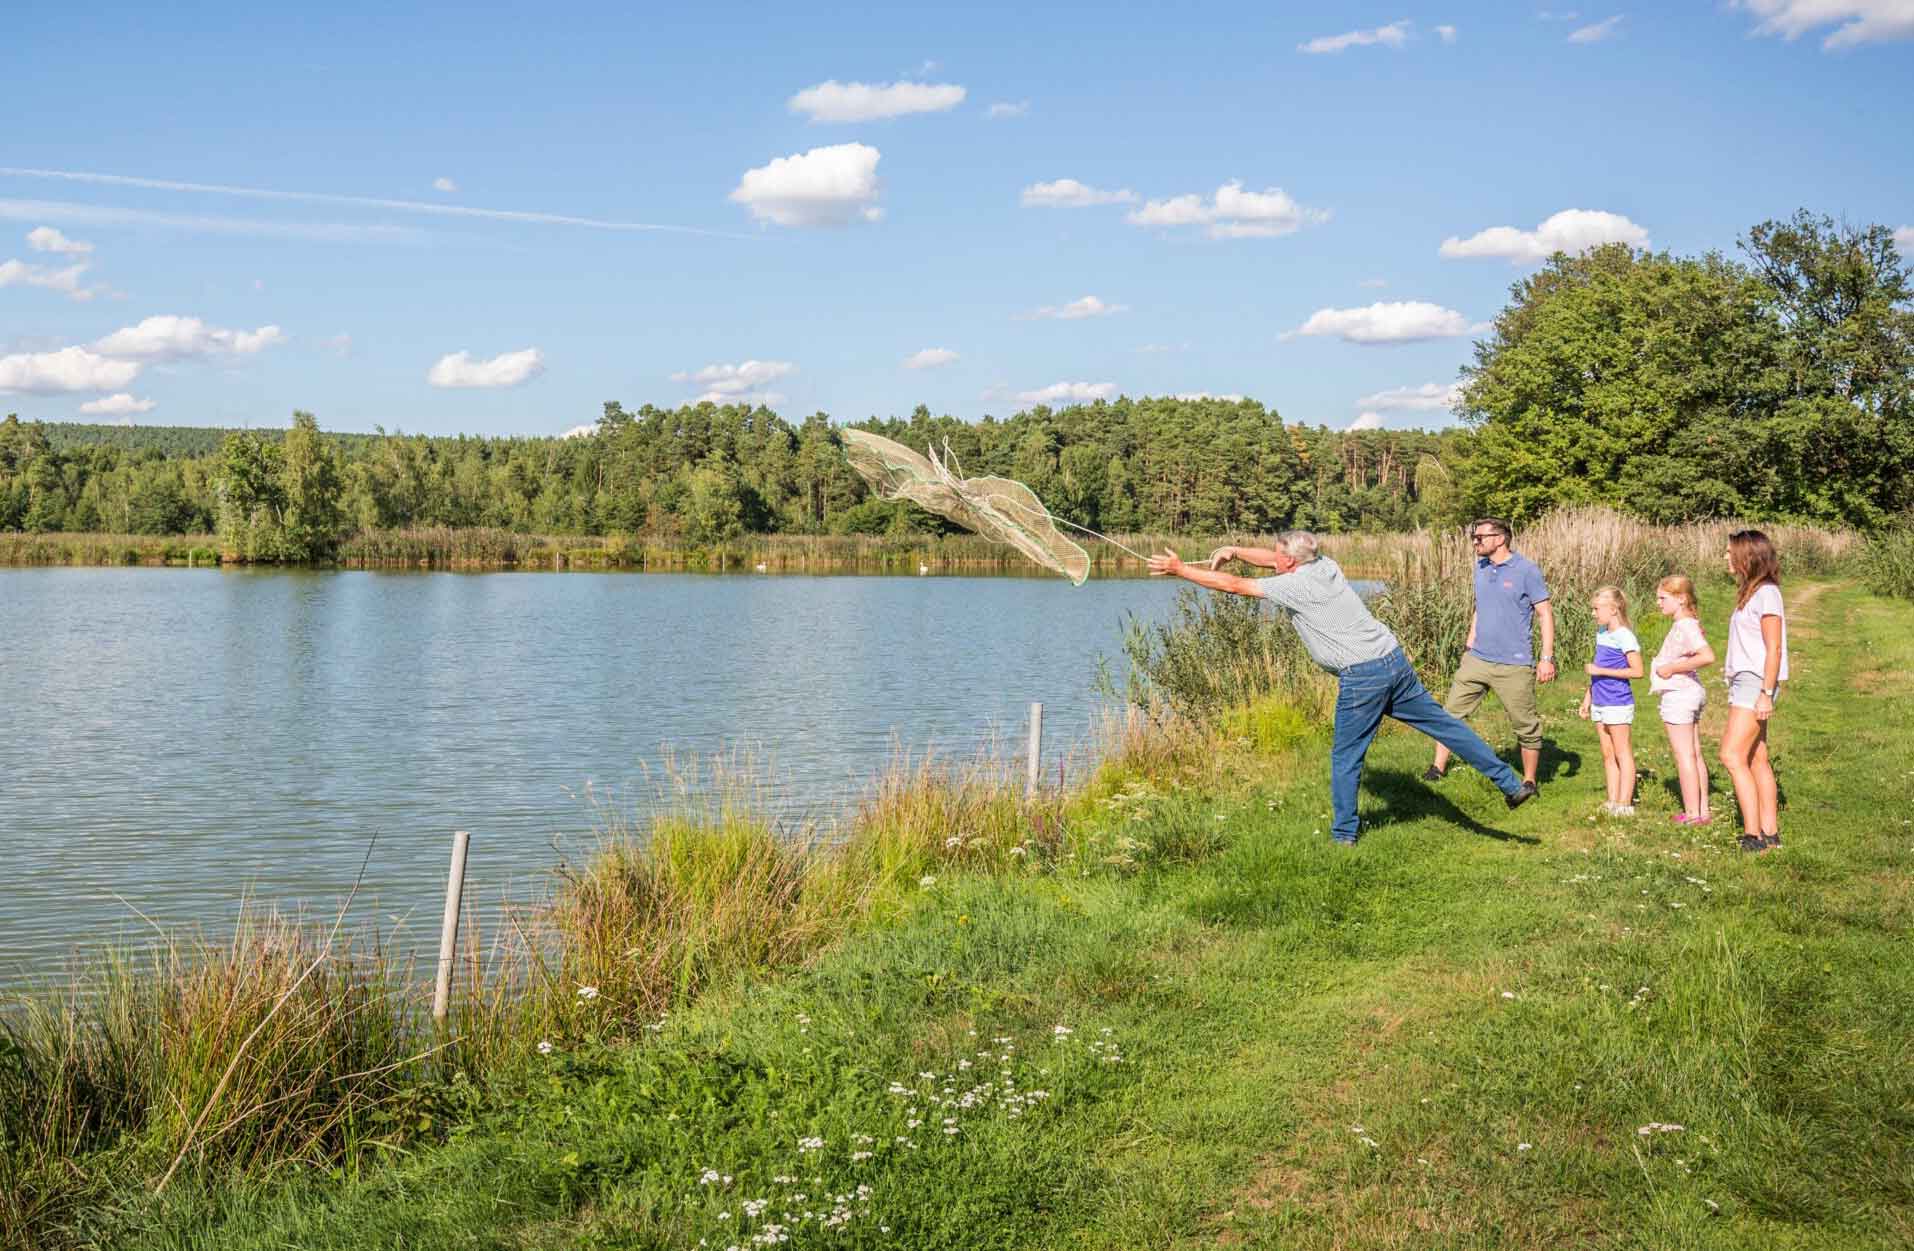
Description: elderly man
xmin=1424 ymin=518 xmax=1555 ymax=788
xmin=1149 ymin=532 xmax=1537 ymax=846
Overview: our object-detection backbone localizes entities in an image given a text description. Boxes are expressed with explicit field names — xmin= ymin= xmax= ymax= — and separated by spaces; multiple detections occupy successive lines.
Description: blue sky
xmin=3 ymin=1 xmax=1911 ymax=436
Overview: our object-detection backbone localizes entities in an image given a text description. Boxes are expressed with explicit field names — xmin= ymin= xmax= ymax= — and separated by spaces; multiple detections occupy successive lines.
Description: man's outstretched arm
xmin=1148 ymin=550 xmax=1266 ymax=598
xmin=1206 ymin=544 xmax=1288 ymax=570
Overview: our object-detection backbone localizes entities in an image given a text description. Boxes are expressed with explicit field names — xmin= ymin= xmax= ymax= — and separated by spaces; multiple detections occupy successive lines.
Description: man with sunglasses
xmin=1424 ymin=517 xmax=1556 ymax=790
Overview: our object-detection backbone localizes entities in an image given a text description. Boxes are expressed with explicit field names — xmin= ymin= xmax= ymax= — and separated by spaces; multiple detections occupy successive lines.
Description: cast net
xmin=841 ymin=428 xmax=1104 ymax=585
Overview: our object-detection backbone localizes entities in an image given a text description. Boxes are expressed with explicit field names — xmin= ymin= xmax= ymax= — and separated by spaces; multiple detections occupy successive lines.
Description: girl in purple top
xmin=1580 ymin=586 xmax=1644 ymax=815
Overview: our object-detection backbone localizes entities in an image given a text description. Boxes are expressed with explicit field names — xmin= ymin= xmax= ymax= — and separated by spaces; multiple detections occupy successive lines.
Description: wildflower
xmin=1009 ymin=845 xmax=1027 ymax=857
xmin=537 ymin=1040 xmax=554 ymax=1055
xmin=919 ymin=875 xmax=936 ymax=887
xmin=1517 ymin=1143 xmax=1532 ymax=1152
xmin=798 ymin=1136 xmax=824 ymax=1152
xmin=1500 ymin=991 xmax=1516 ymax=1000
xmin=1052 ymin=1024 xmax=1074 ymax=1037
xmin=945 ymin=835 xmax=963 ymax=848
xmin=850 ymin=1151 xmax=873 ymax=1162
xmin=699 ymin=1169 xmax=723 ymax=1185
xmin=576 ymin=985 xmax=600 ymax=1001
xmin=1637 ymin=1122 xmax=1685 ymax=1135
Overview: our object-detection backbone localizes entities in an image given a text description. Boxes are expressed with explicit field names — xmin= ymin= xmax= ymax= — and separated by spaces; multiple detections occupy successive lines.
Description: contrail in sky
xmin=0 ymin=167 xmax=757 ymax=240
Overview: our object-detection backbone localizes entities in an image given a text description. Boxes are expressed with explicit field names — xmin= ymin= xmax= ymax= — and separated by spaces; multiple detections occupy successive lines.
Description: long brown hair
xmin=1728 ymin=530 xmax=1780 ymax=609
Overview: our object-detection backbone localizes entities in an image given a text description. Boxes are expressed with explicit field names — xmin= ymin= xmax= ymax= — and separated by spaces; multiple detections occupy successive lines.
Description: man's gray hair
xmin=1279 ymin=530 xmax=1320 ymax=562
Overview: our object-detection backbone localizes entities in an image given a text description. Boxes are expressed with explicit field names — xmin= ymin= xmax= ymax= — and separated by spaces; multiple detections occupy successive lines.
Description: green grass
xmin=51 ymin=579 xmax=1909 ymax=1250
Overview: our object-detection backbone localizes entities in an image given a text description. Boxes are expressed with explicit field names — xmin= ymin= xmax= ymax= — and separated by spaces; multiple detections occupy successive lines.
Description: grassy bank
xmin=3 ymin=514 xmax=1904 ymax=1249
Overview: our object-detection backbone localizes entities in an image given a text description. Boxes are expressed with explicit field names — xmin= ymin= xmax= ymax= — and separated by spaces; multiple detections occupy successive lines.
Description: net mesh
xmin=841 ymin=428 xmax=1093 ymax=585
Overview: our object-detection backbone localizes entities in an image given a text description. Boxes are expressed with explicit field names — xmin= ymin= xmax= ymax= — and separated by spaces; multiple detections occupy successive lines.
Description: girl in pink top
xmin=1720 ymin=530 xmax=1787 ymax=854
xmin=1651 ymin=575 xmax=1715 ymax=825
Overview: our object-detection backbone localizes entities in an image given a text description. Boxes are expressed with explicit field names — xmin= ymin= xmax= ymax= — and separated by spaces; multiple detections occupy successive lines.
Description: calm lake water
xmin=0 ymin=567 xmax=1184 ymax=980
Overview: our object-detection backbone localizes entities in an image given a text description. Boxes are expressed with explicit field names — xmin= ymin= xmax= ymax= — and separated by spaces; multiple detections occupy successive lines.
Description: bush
xmin=1858 ymin=521 xmax=1914 ymax=599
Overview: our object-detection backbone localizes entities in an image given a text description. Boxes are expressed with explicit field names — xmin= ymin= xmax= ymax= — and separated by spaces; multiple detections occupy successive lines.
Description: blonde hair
xmin=1657 ymin=574 xmax=1699 ymax=617
xmin=1592 ymin=584 xmax=1630 ymax=627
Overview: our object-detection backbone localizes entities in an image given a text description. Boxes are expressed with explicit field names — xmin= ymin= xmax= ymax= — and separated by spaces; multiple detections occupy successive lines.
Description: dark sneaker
xmin=1738 ymin=833 xmax=1770 ymax=854
xmin=1763 ymin=832 xmax=1782 ymax=851
xmin=1421 ymin=765 xmax=1447 ymax=782
xmin=1504 ymin=781 xmax=1538 ymax=810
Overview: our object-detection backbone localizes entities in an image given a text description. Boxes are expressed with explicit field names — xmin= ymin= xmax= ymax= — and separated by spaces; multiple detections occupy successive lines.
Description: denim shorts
xmin=1727 ymin=671 xmax=1777 ymax=709
xmin=1590 ymin=702 xmax=1635 ymax=725
xmin=1658 ymin=687 xmax=1704 ymax=724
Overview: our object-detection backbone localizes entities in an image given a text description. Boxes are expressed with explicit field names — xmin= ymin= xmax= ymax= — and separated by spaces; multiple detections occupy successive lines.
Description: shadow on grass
xmin=1533 ymin=739 xmax=1582 ymax=784
xmin=1361 ymin=767 xmax=1543 ymax=845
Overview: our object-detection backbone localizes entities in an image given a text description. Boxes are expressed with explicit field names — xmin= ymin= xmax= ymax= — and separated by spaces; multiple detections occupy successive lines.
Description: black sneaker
xmin=1763 ymin=832 xmax=1782 ymax=851
xmin=1504 ymin=781 xmax=1538 ymax=810
xmin=1737 ymin=833 xmax=1769 ymax=854
xmin=1421 ymin=765 xmax=1447 ymax=782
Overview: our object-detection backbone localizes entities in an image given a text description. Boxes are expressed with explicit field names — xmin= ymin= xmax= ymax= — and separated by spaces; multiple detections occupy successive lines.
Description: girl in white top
xmin=1650 ymin=575 xmax=1716 ymax=825
xmin=1719 ymin=530 xmax=1788 ymax=854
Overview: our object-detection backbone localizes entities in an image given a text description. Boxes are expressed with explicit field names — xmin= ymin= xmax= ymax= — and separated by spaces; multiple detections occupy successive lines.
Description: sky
xmin=3 ymin=1 xmax=1912 ymax=437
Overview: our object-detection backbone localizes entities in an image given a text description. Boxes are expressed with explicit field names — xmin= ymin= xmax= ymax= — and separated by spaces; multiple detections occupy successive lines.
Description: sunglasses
xmin=1470 ymin=531 xmax=1503 ymax=542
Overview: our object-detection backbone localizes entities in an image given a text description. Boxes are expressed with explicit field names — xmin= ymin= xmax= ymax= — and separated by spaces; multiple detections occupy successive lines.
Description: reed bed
xmin=0 ymin=533 xmax=218 ymax=567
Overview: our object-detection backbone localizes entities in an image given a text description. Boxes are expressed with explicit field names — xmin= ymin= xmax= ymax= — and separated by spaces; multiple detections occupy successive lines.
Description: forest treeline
xmin=2 ymin=211 xmax=1908 ymax=560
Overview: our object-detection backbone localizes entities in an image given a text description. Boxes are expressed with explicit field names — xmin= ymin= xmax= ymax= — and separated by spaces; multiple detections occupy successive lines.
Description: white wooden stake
xmin=1026 ymin=702 xmax=1043 ymax=796
xmin=432 ymin=830 xmax=470 ymax=1025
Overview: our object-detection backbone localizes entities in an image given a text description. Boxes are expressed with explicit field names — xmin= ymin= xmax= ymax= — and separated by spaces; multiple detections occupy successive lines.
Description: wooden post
xmin=432 ymin=830 xmax=470 ymax=1026
xmin=1025 ymin=702 xmax=1043 ymax=796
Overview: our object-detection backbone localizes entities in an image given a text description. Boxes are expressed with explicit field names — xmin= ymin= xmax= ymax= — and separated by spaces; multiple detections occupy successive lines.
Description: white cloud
xmin=1016 ymin=381 xmax=1117 ymax=405
xmin=426 ymin=347 xmax=545 ymax=389
xmin=0 ymin=346 xmax=142 ymax=393
xmin=1128 ymin=181 xmax=1329 ymax=240
xmin=1895 ymin=225 xmax=1914 ymax=249
xmin=0 ymin=167 xmax=745 ymax=239
xmin=730 ymin=143 xmax=883 ymax=228
xmin=79 ymin=392 xmax=155 ymax=416
xmin=1174 ymin=391 xmax=1246 ymax=402
xmin=1024 ymin=295 xmax=1128 ymax=320
xmin=1020 ymin=179 xmax=1136 ymax=208
xmin=433 ymin=176 xmax=458 ymax=193
xmin=1288 ymin=301 xmax=1476 ymax=344
xmin=560 ymin=423 xmax=595 ymax=439
xmin=1348 ymin=412 xmax=1385 ymax=431
xmin=1299 ymin=20 xmax=1412 ymax=53
xmin=0 ymin=197 xmax=424 ymax=244
xmin=787 ymin=80 xmax=966 ymax=122
xmin=26 ymin=225 xmax=91 ymax=254
xmin=903 ymin=347 xmax=959 ymax=369
xmin=1735 ymin=1 xmax=1914 ymax=49
xmin=94 ymin=315 xmax=285 ymax=360
xmin=1436 ymin=24 xmax=1459 ymax=41
xmin=672 ymin=359 xmax=795 ymax=404
xmin=1356 ymin=381 xmax=1463 ymax=412
xmin=1567 ymin=15 xmax=1625 ymax=42
xmin=0 ymin=257 xmax=103 ymax=301
xmin=985 ymin=101 xmax=1029 ymax=119
xmin=1440 ymin=208 xmax=1649 ymax=263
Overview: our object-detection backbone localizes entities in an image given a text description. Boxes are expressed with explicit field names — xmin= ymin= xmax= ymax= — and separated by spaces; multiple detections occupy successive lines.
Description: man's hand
xmin=1148 ymin=549 xmax=1185 ymax=578
xmin=1205 ymin=545 xmax=1235 ymax=571
xmin=1537 ymin=659 xmax=1558 ymax=684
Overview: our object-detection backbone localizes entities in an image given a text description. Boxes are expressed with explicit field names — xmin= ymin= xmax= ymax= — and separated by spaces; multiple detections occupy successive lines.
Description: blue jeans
xmin=1330 ymin=648 xmax=1524 ymax=842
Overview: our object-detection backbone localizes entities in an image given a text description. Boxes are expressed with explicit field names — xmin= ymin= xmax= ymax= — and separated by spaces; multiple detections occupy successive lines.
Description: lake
xmin=0 ymin=567 xmax=1186 ymax=980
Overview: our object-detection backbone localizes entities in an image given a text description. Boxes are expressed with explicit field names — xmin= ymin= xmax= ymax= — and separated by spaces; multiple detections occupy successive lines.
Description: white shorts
xmin=1658 ymin=688 xmax=1704 ymax=724
xmin=1727 ymin=672 xmax=1778 ymax=710
xmin=1590 ymin=703 xmax=1635 ymax=725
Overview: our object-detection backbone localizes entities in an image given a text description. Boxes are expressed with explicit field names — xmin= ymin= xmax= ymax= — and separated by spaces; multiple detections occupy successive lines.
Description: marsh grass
xmin=1857 ymin=517 xmax=1914 ymax=598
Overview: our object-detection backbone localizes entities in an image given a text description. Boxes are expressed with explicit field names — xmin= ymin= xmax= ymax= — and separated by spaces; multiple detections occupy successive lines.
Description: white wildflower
xmin=537 ymin=1040 xmax=554 ymax=1055
xmin=576 ymin=985 xmax=600 ymax=1000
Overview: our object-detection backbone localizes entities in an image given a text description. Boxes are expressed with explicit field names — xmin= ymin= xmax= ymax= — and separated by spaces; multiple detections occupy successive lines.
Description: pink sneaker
xmin=1671 ymin=813 xmax=1691 ymax=824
